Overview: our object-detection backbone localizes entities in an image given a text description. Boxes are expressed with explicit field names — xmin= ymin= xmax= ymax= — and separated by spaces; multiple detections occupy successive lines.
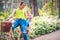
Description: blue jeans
xmin=12 ymin=19 xmax=29 ymax=40
xmin=27 ymin=18 xmax=30 ymax=22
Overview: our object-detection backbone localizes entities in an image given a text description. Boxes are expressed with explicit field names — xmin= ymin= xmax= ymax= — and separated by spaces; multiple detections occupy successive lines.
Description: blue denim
xmin=26 ymin=18 xmax=30 ymax=23
xmin=12 ymin=19 xmax=29 ymax=40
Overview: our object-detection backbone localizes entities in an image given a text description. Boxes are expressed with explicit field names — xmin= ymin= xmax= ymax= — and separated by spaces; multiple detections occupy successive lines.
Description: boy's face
xmin=19 ymin=3 xmax=26 ymax=9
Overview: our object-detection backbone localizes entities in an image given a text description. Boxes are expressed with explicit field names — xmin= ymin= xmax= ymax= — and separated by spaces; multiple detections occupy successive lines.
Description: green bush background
xmin=29 ymin=16 xmax=60 ymax=38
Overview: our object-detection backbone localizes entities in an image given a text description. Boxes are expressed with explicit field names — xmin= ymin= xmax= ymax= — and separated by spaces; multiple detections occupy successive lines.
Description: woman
xmin=7 ymin=2 xmax=30 ymax=40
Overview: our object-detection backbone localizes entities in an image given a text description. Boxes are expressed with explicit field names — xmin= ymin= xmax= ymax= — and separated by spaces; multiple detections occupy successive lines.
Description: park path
xmin=31 ymin=30 xmax=60 ymax=40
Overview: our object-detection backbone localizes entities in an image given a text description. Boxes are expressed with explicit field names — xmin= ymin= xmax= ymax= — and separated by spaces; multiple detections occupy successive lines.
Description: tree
xmin=33 ymin=0 xmax=39 ymax=16
xmin=4 ymin=0 xmax=8 ymax=13
xmin=51 ymin=0 xmax=53 ymax=15
xmin=58 ymin=0 xmax=60 ymax=18
xmin=29 ymin=0 xmax=39 ymax=16
xmin=0 ymin=0 xmax=9 ymax=12
xmin=0 ymin=0 xmax=4 ymax=12
xmin=54 ymin=0 xmax=60 ymax=18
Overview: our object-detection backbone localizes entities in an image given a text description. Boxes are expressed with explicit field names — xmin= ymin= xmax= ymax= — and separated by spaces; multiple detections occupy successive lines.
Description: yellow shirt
xmin=14 ymin=9 xmax=26 ymax=20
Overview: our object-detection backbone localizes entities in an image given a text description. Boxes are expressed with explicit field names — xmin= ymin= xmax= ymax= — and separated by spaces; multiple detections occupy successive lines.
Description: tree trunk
xmin=51 ymin=0 xmax=53 ymax=15
xmin=4 ymin=0 xmax=8 ymax=13
xmin=4 ymin=0 xmax=7 ymax=13
xmin=29 ymin=0 xmax=34 ymax=15
xmin=42 ymin=0 xmax=46 ymax=6
xmin=33 ymin=0 xmax=39 ymax=16
xmin=58 ymin=0 xmax=60 ymax=18
xmin=29 ymin=0 xmax=39 ymax=17
xmin=55 ymin=0 xmax=58 ymax=9
xmin=0 ymin=0 xmax=4 ymax=12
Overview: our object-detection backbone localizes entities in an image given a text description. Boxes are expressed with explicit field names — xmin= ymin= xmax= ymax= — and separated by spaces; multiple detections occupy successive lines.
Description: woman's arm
xmin=6 ymin=9 xmax=16 ymax=20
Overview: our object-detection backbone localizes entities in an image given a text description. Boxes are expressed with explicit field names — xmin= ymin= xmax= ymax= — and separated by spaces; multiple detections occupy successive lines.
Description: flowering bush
xmin=29 ymin=15 xmax=60 ymax=38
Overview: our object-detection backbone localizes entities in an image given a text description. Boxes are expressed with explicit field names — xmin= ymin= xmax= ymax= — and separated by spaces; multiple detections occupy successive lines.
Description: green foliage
xmin=3 ymin=13 xmax=9 ymax=19
xmin=14 ymin=28 xmax=18 ymax=38
xmin=29 ymin=16 xmax=60 ymax=38
xmin=0 ymin=9 xmax=12 ymax=20
xmin=0 ymin=12 xmax=9 ymax=20
xmin=38 ymin=2 xmax=58 ymax=16
xmin=0 ymin=12 xmax=3 ymax=16
xmin=0 ymin=12 xmax=4 ymax=21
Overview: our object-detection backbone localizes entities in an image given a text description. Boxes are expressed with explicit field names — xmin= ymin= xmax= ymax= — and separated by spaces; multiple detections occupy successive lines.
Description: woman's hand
xmin=5 ymin=18 xmax=9 ymax=21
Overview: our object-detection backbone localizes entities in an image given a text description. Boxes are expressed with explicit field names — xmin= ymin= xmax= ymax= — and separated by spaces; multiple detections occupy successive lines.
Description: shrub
xmin=29 ymin=16 xmax=60 ymax=38
xmin=0 ymin=11 xmax=11 ymax=20
xmin=38 ymin=2 xmax=58 ymax=16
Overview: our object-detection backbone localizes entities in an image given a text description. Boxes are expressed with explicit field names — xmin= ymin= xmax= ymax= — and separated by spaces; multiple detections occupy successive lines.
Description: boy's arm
xmin=6 ymin=9 xmax=16 ymax=20
xmin=25 ymin=10 xmax=33 ymax=21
